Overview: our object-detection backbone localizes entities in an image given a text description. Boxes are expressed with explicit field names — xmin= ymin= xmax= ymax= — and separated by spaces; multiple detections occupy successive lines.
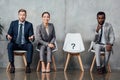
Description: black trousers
xmin=7 ymin=42 xmax=33 ymax=64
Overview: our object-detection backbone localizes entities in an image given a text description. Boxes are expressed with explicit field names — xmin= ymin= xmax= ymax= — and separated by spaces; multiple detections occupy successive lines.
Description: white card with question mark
xmin=63 ymin=33 xmax=85 ymax=53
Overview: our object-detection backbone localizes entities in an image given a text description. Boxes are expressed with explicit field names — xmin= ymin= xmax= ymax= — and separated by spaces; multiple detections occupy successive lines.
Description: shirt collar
xmin=19 ymin=21 xmax=25 ymax=26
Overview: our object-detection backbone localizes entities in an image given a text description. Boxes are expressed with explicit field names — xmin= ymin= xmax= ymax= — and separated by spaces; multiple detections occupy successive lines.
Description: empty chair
xmin=63 ymin=33 xmax=85 ymax=72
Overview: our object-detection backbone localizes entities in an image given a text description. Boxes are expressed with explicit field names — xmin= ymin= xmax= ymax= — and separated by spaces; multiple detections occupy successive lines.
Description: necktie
xmin=16 ymin=24 xmax=23 ymax=44
xmin=99 ymin=26 xmax=103 ymax=43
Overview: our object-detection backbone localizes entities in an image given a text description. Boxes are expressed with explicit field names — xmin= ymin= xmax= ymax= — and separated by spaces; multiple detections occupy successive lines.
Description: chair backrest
xmin=63 ymin=33 xmax=85 ymax=53
xmin=36 ymin=40 xmax=58 ymax=53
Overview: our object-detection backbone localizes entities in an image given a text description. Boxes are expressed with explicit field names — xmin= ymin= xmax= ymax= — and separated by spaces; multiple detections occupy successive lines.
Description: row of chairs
xmin=6 ymin=50 xmax=57 ymax=72
xmin=6 ymin=33 xmax=111 ymax=72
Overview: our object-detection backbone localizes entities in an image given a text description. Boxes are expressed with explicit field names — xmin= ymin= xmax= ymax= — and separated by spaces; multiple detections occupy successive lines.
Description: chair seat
xmin=91 ymin=50 xmax=104 ymax=54
xmin=13 ymin=50 xmax=27 ymax=53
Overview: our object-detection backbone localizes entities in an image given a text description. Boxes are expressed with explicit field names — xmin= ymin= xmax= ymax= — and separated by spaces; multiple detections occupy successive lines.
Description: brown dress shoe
xmin=102 ymin=66 xmax=107 ymax=73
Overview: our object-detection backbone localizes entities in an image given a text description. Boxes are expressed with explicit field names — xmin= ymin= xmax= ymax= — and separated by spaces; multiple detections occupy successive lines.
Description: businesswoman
xmin=36 ymin=12 xmax=56 ymax=73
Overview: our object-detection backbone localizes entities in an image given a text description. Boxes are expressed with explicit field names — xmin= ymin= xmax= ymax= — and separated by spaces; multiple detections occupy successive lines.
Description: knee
xmin=47 ymin=46 xmax=52 ymax=53
xmin=27 ymin=43 xmax=33 ymax=49
xmin=94 ymin=44 xmax=100 ymax=50
xmin=40 ymin=45 xmax=46 ymax=50
xmin=47 ymin=46 xmax=52 ymax=51
xmin=47 ymin=46 xmax=51 ymax=49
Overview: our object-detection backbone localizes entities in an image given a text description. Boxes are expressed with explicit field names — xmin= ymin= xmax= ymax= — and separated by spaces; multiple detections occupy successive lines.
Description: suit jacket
xmin=94 ymin=22 xmax=115 ymax=45
xmin=36 ymin=23 xmax=56 ymax=47
xmin=7 ymin=20 xmax=34 ymax=43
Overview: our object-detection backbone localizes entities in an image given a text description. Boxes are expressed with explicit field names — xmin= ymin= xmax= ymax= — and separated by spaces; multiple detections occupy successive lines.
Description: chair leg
xmin=90 ymin=55 xmax=96 ymax=72
xmin=90 ymin=72 xmax=94 ymax=80
xmin=105 ymin=72 xmax=111 ymax=79
xmin=52 ymin=55 xmax=56 ymax=71
xmin=107 ymin=63 xmax=111 ymax=73
xmin=6 ymin=63 xmax=11 ymax=72
xmin=77 ymin=54 xmax=84 ymax=71
xmin=64 ymin=53 xmax=71 ymax=72
xmin=7 ymin=71 xmax=12 ymax=80
xmin=79 ymin=72 xmax=84 ymax=80
xmin=37 ymin=61 xmax=41 ymax=72
xmin=64 ymin=72 xmax=68 ymax=80
xmin=22 ymin=54 xmax=27 ymax=67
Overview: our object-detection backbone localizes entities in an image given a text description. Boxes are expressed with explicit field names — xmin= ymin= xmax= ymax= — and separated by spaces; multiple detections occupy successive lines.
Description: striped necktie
xmin=16 ymin=23 xmax=23 ymax=44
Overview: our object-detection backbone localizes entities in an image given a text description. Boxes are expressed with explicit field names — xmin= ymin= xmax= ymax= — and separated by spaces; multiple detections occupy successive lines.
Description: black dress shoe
xmin=25 ymin=67 xmax=31 ymax=73
xmin=102 ymin=66 xmax=107 ymax=73
xmin=10 ymin=67 xmax=15 ymax=73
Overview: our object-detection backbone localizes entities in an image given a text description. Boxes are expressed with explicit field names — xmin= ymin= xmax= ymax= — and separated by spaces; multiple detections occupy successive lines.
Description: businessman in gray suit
xmin=36 ymin=12 xmax=56 ymax=73
xmin=93 ymin=11 xmax=115 ymax=74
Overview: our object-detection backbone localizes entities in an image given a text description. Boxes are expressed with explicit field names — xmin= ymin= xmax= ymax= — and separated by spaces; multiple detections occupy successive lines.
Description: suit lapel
xmin=48 ymin=24 xmax=52 ymax=37
xmin=24 ymin=21 xmax=27 ymax=35
xmin=15 ymin=20 xmax=19 ymax=36
xmin=104 ymin=23 xmax=107 ymax=40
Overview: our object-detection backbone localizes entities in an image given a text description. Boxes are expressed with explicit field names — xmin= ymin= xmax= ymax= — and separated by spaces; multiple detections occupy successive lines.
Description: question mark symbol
xmin=71 ymin=43 xmax=75 ymax=49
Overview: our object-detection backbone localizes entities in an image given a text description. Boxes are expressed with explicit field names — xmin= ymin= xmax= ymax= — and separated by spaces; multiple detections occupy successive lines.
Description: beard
xmin=98 ymin=21 xmax=104 ymax=25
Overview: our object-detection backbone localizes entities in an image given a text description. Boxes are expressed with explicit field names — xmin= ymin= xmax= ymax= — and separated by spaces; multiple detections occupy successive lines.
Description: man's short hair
xmin=18 ymin=9 xmax=27 ymax=14
xmin=97 ymin=11 xmax=106 ymax=18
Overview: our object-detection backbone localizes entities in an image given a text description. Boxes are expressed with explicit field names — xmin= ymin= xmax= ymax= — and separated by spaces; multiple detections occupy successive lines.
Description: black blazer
xmin=7 ymin=20 xmax=34 ymax=43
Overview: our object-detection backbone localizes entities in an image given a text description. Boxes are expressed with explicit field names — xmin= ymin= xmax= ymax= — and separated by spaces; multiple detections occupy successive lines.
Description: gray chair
xmin=36 ymin=41 xmax=58 ymax=72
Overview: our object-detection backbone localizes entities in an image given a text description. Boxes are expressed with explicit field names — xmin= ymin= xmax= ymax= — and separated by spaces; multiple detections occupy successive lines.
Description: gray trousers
xmin=93 ymin=44 xmax=111 ymax=67
xmin=39 ymin=45 xmax=52 ymax=63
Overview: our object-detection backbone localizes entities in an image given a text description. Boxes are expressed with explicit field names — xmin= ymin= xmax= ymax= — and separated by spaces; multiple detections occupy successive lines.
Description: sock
xmin=27 ymin=62 xmax=30 ymax=67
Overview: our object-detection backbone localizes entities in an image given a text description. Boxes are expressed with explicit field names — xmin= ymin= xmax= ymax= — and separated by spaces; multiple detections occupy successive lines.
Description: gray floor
xmin=0 ymin=68 xmax=120 ymax=80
